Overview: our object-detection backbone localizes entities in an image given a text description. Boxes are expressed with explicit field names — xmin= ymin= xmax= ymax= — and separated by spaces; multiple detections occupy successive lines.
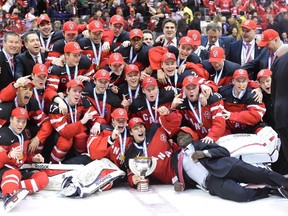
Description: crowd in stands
xmin=1 ymin=0 xmax=288 ymax=208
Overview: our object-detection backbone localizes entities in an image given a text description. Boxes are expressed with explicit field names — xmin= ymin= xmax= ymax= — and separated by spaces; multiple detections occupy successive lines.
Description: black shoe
xmin=3 ymin=189 xmax=29 ymax=212
xmin=278 ymin=186 xmax=288 ymax=199
xmin=281 ymin=178 xmax=288 ymax=189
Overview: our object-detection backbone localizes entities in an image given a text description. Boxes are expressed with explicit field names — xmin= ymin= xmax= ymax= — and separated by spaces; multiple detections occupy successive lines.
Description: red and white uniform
xmin=0 ymin=126 xmax=48 ymax=195
xmin=219 ymin=85 xmax=266 ymax=133
xmin=178 ymin=94 xmax=228 ymax=141
xmin=45 ymin=56 xmax=94 ymax=101
xmin=125 ymin=111 xmax=182 ymax=187
xmin=48 ymin=96 xmax=105 ymax=163
xmin=87 ymin=125 xmax=133 ymax=168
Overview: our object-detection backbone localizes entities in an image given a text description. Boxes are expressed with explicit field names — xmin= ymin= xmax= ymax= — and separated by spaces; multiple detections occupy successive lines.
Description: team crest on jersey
xmin=160 ymin=134 xmax=167 ymax=142
xmin=204 ymin=110 xmax=211 ymax=119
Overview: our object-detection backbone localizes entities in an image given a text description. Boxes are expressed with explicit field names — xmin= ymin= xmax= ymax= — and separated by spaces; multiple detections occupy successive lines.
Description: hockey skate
xmin=3 ymin=189 xmax=29 ymax=212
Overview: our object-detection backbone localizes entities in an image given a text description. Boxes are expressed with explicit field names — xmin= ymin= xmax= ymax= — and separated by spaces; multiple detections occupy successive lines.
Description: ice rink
xmin=1 ymin=184 xmax=288 ymax=216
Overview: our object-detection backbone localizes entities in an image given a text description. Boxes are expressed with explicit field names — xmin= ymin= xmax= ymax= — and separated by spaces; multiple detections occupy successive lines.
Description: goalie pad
xmin=216 ymin=126 xmax=281 ymax=164
xmin=60 ymin=158 xmax=126 ymax=198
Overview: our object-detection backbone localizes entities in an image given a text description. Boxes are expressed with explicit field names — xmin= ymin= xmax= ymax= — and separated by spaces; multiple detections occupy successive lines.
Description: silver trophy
xmin=129 ymin=156 xmax=157 ymax=192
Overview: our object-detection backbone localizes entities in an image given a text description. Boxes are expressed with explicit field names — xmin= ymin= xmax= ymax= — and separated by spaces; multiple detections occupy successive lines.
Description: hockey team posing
xmin=1 ymin=16 xmax=288 ymax=211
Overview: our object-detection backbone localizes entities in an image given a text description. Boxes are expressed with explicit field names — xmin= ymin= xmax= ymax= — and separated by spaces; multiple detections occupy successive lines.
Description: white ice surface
xmin=1 ymin=184 xmax=288 ymax=216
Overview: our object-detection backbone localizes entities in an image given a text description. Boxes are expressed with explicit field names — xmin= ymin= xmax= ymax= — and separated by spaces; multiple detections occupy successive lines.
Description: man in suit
xmin=154 ymin=18 xmax=180 ymax=47
xmin=14 ymin=32 xmax=46 ymax=79
xmin=201 ymin=23 xmax=233 ymax=55
xmin=172 ymin=126 xmax=288 ymax=202
xmin=271 ymin=51 xmax=288 ymax=175
xmin=242 ymin=29 xmax=284 ymax=80
xmin=0 ymin=31 xmax=20 ymax=91
xmin=226 ymin=20 xmax=262 ymax=67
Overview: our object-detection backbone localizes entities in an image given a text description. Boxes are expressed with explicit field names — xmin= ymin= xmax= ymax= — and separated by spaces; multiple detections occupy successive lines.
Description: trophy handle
xmin=129 ymin=159 xmax=141 ymax=176
xmin=145 ymin=157 xmax=157 ymax=176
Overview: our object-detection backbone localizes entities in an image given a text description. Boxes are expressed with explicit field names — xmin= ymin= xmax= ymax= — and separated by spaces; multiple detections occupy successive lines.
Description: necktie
xmin=270 ymin=53 xmax=275 ymax=64
xmin=167 ymin=40 xmax=172 ymax=46
xmin=246 ymin=43 xmax=252 ymax=62
xmin=35 ymin=56 xmax=39 ymax=64
xmin=177 ymin=150 xmax=185 ymax=189
xmin=207 ymin=43 xmax=214 ymax=51
xmin=10 ymin=58 xmax=14 ymax=75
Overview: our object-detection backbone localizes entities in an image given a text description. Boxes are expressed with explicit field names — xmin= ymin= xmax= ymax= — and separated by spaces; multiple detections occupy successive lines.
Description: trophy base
xmin=137 ymin=179 xmax=150 ymax=192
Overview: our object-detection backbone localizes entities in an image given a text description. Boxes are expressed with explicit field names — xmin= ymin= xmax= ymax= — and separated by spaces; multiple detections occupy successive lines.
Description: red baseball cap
xmin=258 ymin=29 xmax=279 ymax=47
xmin=182 ymin=75 xmax=200 ymax=87
xmin=187 ymin=30 xmax=201 ymax=45
xmin=124 ymin=64 xmax=140 ymax=74
xmin=161 ymin=52 xmax=176 ymax=63
xmin=130 ymin=28 xmax=143 ymax=39
xmin=64 ymin=42 xmax=83 ymax=54
xmin=88 ymin=20 xmax=104 ymax=32
xmin=11 ymin=107 xmax=29 ymax=119
xmin=142 ymin=76 xmax=158 ymax=89
xmin=179 ymin=126 xmax=199 ymax=141
xmin=209 ymin=47 xmax=225 ymax=62
xmin=37 ymin=15 xmax=51 ymax=25
xmin=241 ymin=20 xmax=257 ymax=30
xmin=93 ymin=69 xmax=110 ymax=81
xmin=63 ymin=21 xmax=78 ymax=34
xmin=257 ymin=69 xmax=272 ymax=80
xmin=109 ymin=53 xmax=124 ymax=65
xmin=111 ymin=108 xmax=128 ymax=120
xmin=33 ymin=64 xmax=48 ymax=76
xmin=233 ymin=69 xmax=249 ymax=79
xmin=66 ymin=79 xmax=85 ymax=89
xmin=110 ymin=15 xmax=124 ymax=25
xmin=128 ymin=117 xmax=144 ymax=130
xmin=179 ymin=36 xmax=193 ymax=47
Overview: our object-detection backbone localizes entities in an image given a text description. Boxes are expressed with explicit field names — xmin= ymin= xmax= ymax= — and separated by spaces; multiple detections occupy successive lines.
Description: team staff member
xmin=171 ymin=126 xmax=288 ymax=202
xmin=0 ymin=107 xmax=48 ymax=212
xmin=48 ymin=79 xmax=105 ymax=163
xmin=87 ymin=108 xmax=133 ymax=168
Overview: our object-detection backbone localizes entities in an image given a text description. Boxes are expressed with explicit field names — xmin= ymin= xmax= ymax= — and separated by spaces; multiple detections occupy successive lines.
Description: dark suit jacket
xmin=241 ymin=48 xmax=270 ymax=80
xmin=226 ymin=40 xmax=263 ymax=65
xmin=14 ymin=51 xmax=46 ymax=79
xmin=271 ymin=52 xmax=288 ymax=129
xmin=0 ymin=51 xmax=16 ymax=90
xmin=201 ymin=36 xmax=233 ymax=55
xmin=171 ymin=141 xmax=238 ymax=188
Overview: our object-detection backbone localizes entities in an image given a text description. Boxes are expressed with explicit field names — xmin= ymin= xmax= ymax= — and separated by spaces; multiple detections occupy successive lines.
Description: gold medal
xmin=200 ymin=122 xmax=203 ymax=127
xmin=17 ymin=154 xmax=23 ymax=160
xmin=95 ymin=65 xmax=99 ymax=70
xmin=119 ymin=155 xmax=125 ymax=161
